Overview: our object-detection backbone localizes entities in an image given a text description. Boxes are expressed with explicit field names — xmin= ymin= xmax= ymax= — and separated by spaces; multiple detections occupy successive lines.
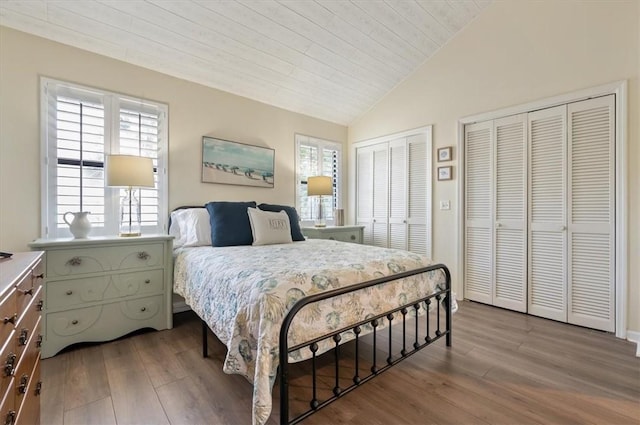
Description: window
xmin=41 ymin=78 xmax=168 ymax=238
xmin=295 ymin=134 xmax=342 ymax=224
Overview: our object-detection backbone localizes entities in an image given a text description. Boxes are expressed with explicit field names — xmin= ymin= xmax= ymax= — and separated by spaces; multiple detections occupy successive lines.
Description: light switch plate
xmin=440 ymin=200 xmax=450 ymax=210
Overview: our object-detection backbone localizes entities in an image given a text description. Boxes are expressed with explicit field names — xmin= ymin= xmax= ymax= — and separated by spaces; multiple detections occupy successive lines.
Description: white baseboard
xmin=626 ymin=330 xmax=640 ymax=357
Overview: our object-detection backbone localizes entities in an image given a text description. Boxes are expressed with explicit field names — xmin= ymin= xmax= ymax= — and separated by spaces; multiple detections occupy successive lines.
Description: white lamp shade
xmin=106 ymin=155 xmax=154 ymax=188
xmin=307 ymin=176 xmax=333 ymax=196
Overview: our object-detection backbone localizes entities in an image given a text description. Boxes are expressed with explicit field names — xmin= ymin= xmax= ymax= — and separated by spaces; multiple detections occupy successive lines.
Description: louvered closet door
xmin=372 ymin=144 xmax=389 ymax=248
xmin=407 ymin=133 xmax=429 ymax=257
xmin=464 ymin=121 xmax=493 ymax=304
xmin=528 ymin=105 xmax=567 ymax=322
xmin=494 ymin=115 xmax=527 ymax=312
xmin=388 ymin=138 xmax=407 ymax=250
xmin=567 ymin=95 xmax=615 ymax=332
xmin=356 ymin=146 xmax=374 ymax=245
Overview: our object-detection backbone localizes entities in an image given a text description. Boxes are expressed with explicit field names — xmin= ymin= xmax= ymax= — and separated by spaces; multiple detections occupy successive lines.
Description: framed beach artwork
xmin=202 ymin=137 xmax=275 ymax=188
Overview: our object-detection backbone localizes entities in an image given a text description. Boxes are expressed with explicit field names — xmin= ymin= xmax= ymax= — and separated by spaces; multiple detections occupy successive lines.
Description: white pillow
xmin=171 ymin=208 xmax=212 ymax=247
xmin=169 ymin=210 xmax=186 ymax=247
xmin=247 ymin=207 xmax=293 ymax=246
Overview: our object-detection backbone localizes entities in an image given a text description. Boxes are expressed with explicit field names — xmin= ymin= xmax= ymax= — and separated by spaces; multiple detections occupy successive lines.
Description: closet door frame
xmin=457 ymin=80 xmax=629 ymax=339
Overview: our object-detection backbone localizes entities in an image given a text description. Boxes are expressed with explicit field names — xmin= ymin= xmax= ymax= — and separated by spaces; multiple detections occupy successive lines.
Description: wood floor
xmin=41 ymin=301 xmax=640 ymax=425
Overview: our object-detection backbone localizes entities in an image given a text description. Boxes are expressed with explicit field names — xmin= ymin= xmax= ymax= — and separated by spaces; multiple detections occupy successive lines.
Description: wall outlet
xmin=440 ymin=200 xmax=451 ymax=210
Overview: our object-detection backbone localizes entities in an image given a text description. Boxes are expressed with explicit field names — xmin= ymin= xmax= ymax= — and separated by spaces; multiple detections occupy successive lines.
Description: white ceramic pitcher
xmin=63 ymin=211 xmax=91 ymax=239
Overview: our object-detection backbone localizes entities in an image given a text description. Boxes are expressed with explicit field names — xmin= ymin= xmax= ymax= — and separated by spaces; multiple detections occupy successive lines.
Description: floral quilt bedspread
xmin=173 ymin=239 xmax=444 ymax=425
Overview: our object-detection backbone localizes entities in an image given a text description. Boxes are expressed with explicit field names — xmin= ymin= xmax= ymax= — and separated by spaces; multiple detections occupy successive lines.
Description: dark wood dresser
xmin=0 ymin=252 xmax=44 ymax=425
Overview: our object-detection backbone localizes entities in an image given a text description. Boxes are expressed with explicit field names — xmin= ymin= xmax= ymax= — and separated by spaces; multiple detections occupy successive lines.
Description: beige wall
xmin=0 ymin=27 xmax=347 ymax=252
xmin=349 ymin=1 xmax=640 ymax=333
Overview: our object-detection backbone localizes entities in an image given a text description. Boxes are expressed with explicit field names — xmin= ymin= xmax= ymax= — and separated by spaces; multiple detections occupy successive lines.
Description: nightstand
xmin=301 ymin=225 xmax=364 ymax=244
xmin=28 ymin=235 xmax=173 ymax=358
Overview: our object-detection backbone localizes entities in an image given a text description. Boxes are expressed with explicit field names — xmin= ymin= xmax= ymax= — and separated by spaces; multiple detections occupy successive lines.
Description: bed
xmin=170 ymin=204 xmax=452 ymax=425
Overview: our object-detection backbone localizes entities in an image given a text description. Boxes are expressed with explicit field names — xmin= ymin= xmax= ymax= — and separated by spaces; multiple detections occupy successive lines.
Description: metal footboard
xmin=278 ymin=264 xmax=452 ymax=425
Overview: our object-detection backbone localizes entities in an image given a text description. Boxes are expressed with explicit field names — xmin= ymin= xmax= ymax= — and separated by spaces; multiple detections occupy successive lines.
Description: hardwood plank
xmin=40 ymin=304 xmax=640 ymax=425
xmin=63 ymin=345 xmax=110 ymax=411
xmin=63 ymin=396 xmax=116 ymax=425
xmin=102 ymin=338 xmax=169 ymax=425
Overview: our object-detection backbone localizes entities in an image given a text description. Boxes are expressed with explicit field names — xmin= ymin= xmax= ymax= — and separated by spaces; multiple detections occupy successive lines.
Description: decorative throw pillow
xmin=247 ymin=207 xmax=293 ymax=246
xmin=257 ymin=203 xmax=305 ymax=241
xmin=205 ymin=201 xmax=257 ymax=247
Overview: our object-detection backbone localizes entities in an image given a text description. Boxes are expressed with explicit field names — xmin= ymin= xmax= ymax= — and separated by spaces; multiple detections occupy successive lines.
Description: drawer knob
xmin=329 ymin=237 xmax=335 ymax=240
xmin=35 ymin=380 xmax=42 ymax=396
xmin=17 ymin=374 xmax=28 ymax=394
xmin=350 ymin=235 xmax=356 ymax=240
xmin=3 ymin=314 xmax=16 ymax=325
xmin=66 ymin=257 xmax=82 ymax=266
xmin=137 ymin=251 xmax=150 ymax=260
xmin=33 ymin=273 xmax=44 ymax=280
xmin=36 ymin=334 xmax=43 ymax=348
xmin=3 ymin=353 xmax=16 ymax=377
xmin=36 ymin=300 xmax=44 ymax=311
xmin=4 ymin=410 xmax=15 ymax=425
xmin=17 ymin=288 xmax=33 ymax=296
xmin=140 ymin=307 xmax=147 ymax=312
xmin=18 ymin=329 xmax=28 ymax=346
xmin=66 ymin=290 xmax=73 ymax=296
xmin=144 ymin=279 xmax=151 ymax=284
xmin=71 ymin=319 xmax=79 ymax=325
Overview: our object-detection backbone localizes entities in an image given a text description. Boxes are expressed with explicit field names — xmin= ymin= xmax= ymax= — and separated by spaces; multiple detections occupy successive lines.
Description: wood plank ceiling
xmin=0 ymin=0 xmax=490 ymax=125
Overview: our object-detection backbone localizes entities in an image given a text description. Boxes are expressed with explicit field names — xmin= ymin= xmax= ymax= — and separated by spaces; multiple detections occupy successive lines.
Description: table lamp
xmin=106 ymin=154 xmax=154 ymax=236
xmin=307 ymin=176 xmax=333 ymax=227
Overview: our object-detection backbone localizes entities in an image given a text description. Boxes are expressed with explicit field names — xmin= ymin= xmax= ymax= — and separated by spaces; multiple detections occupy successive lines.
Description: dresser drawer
xmin=15 ymin=357 xmax=39 ymax=425
xmin=46 ymin=269 xmax=164 ymax=311
xmin=13 ymin=316 xmax=40 ymax=416
xmin=0 ymin=290 xmax=16 ymax=351
xmin=327 ymin=231 xmax=361 ymax=243
xmin=0 ymin=378 xmax=15 ymax=425
xmin=47 ymin=243 xmax=164 ymax=277
xmin=16 ymin=277 xmax=41 ymax=324
xmin=0 ymin=333 xmax=16 ymax=404
xmin=43 ymin=295 xmax=166 ymax=358
xmin=15 ymin=296 xmax=40 ymax=365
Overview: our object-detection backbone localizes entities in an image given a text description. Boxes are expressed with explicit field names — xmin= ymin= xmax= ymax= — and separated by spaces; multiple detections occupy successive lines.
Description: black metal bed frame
xmin=201 ymin=263 xmax=451 ymax=425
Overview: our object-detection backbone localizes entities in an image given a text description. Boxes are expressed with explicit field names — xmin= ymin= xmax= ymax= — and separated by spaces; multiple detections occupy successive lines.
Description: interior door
xmin=371 ymin=143 xmax=389 ymax=248
xmin=388 ymin=137 xmax=407 ymax=250
xmin=407 ymin=133 xmax=429 ymax=256
xmin=494 ymin=114 xmax=527 ymax=312
xmin=528 ymin=105 xmax=567 ymax=322
xmin=356 ymin=146 xmax=374 ymax=245
xmin=567 ymin=95 xmax=615 ymax=332
xmin=464 ymin=120 xmax=493 ymax=304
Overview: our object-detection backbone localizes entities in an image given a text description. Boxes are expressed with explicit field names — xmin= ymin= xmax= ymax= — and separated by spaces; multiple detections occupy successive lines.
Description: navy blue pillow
xmin=258 ymin=203 xmax=305 ymax=242
xmin=205 ymin=201 xmax=257 ymax=247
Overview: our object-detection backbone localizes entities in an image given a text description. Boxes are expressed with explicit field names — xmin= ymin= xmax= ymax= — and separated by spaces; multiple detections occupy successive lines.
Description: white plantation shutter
xmin=388 ymin=138 xmax=407 ymax=250
xmin=464 ymin=121 xmax=493 ymax=304
xmin=494 ymin=115 xmax=527 ymax=312
xmin=528 ymin=105 xmax=567 ymax=322
xmin=295 ymin=135 xmax=342 ymax=223
xmin=118 ymin=101 xmax=163 ymax=229
xmin=567 ymin=95 xmax=615 ymax=332
xmin=407 ymin=134 xmax=430 ymax=257
xmin=41 ymin=78 xmax=168 ymax=238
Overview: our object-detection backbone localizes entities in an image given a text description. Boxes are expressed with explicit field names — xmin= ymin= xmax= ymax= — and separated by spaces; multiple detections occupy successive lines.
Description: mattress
xmin=173 ymin=238 xmax=444 ymax=425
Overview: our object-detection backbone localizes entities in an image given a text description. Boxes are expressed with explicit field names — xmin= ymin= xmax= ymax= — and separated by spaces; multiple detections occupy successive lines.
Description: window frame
xmin=40 ymin=77 xmax=169 ymax=238
xmin=294 ymin=133 xmax=343 ymax=227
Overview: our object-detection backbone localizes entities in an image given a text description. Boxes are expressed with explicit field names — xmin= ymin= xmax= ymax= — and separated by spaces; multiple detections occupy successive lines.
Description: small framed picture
xmin=438 ymin=146 xmax=452 ymax=162
xmin=438 ymin=166 xmax=452 ymax=181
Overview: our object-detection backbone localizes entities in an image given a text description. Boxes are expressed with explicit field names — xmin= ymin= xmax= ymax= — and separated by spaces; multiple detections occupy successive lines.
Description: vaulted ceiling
xmin=0 ymin=1 xmax=490 ymax=125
